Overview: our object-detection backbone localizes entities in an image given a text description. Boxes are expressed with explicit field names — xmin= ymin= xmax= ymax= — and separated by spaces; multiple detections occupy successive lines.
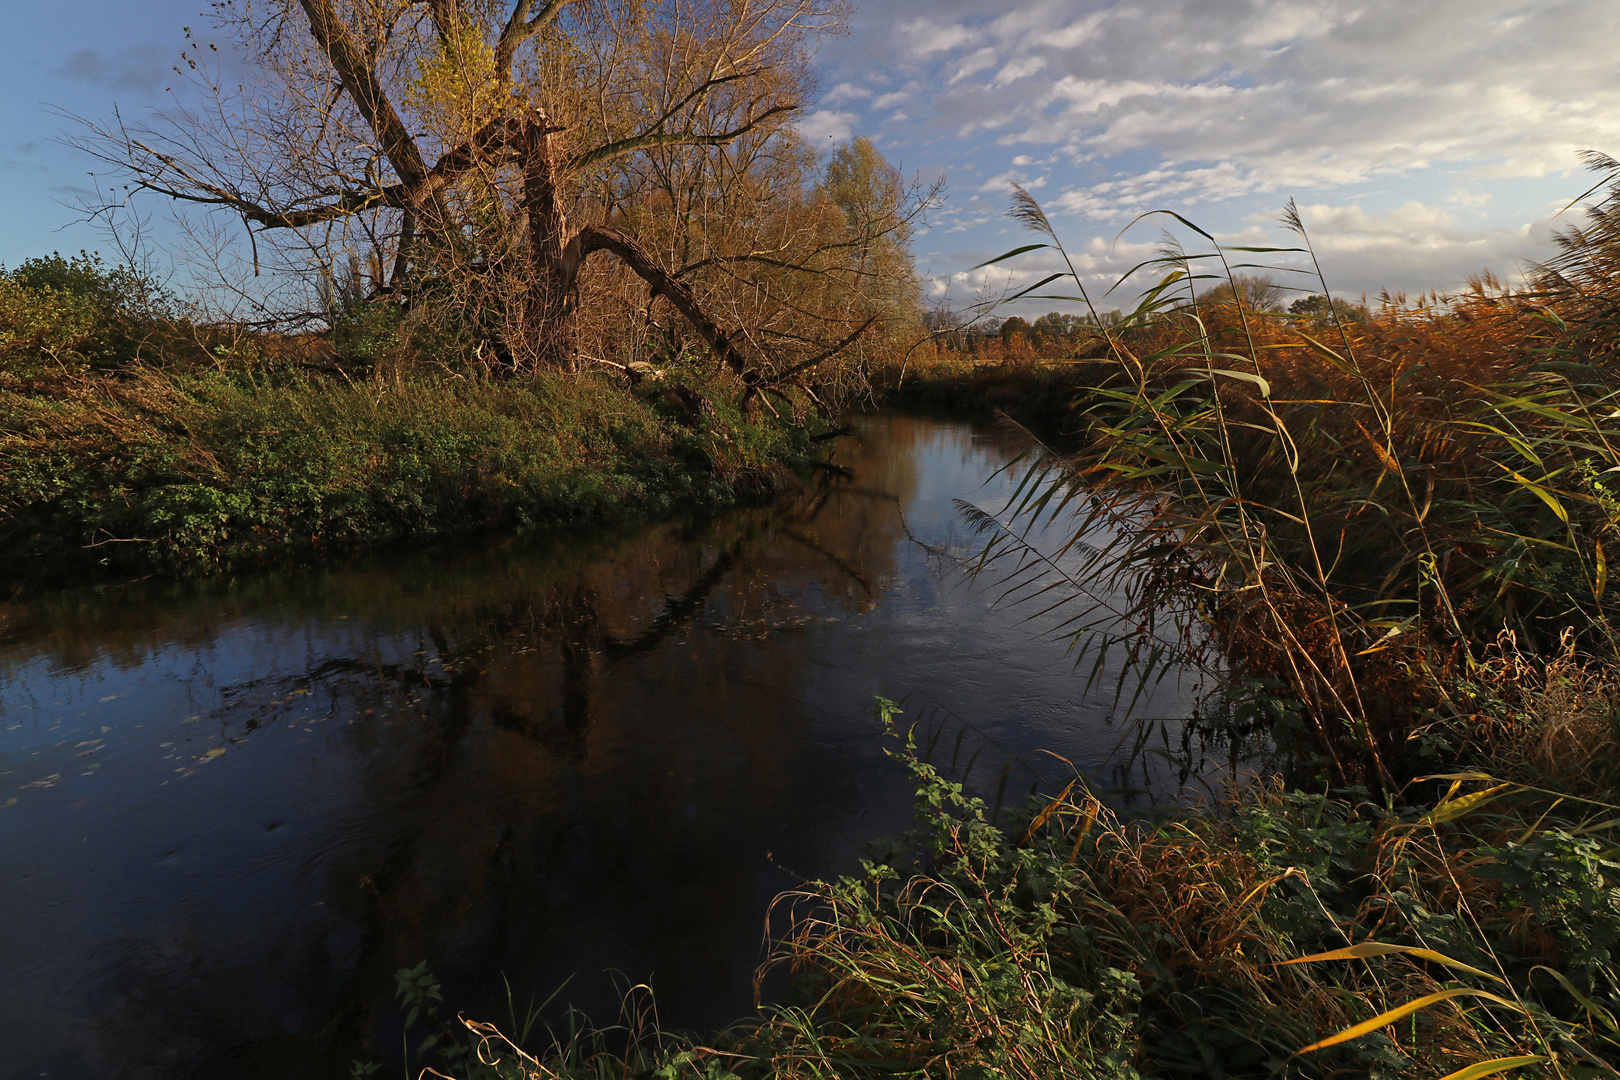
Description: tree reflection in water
xmin=0 ymin=415 xmax=1198 ymax=1080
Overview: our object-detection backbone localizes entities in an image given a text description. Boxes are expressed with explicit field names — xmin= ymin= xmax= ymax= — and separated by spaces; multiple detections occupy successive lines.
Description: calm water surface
xmin=0 ymin=413 xmax=1196 ymax=1079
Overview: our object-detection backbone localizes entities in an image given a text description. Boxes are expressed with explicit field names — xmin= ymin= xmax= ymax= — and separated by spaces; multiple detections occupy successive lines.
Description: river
xmin=0 ymin=412 xmax=1200 ymax=1079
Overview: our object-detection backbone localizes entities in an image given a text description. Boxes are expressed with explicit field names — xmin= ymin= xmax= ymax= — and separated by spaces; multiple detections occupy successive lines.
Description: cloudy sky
xmin=812 ymin=0 xmax=1620 ymax=311
xmin=3 ymin=0 xmax=1617 ymax=311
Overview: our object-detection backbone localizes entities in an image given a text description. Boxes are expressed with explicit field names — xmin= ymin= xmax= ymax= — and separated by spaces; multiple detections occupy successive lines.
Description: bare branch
xmin=569 ymin=103 xmax=796 ymax=172
xmin=298 ymin=0 xmax=428 ymax=189
xmin=109 ymin=111 xmax=526 ymax=231
xmin=573 ymin=224 xmax=752 ymax=378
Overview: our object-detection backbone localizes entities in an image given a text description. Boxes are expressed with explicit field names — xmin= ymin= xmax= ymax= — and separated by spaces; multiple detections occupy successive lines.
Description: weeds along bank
xmin=0 ymin=256 xmax=828 ymax=579
xmin=1 ymin=367 xmax=817 ymax=577
xmin=377 ymin=706 xmax=1620 ymax=1080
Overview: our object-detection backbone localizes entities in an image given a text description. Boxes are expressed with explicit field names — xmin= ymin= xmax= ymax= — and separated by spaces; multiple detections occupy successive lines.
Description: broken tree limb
xmin=572 ymin=225 xmax=754 ymax=379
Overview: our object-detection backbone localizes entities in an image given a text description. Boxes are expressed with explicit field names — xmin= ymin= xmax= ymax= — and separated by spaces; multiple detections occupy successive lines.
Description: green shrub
xmin=0 ymin=251 xmax=173 ymax=377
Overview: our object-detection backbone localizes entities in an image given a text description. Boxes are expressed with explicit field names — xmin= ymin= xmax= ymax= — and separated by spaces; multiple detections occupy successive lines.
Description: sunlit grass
xmin=0 ymin=366 xmax=815 ymax=576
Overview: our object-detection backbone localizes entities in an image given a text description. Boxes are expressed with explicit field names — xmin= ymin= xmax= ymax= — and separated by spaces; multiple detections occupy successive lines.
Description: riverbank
xmin=1 ymin=365 xmax=819 ymax=580
xmin=879 ymin=348 xmax=1102 ymax=429
xmin=393 ymin=695 xmax=1620 ymax=1079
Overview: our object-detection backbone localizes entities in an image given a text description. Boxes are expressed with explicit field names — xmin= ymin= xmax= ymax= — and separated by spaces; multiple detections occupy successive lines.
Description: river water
xmin=0 ymin=412 xmax=1199 ymax=1079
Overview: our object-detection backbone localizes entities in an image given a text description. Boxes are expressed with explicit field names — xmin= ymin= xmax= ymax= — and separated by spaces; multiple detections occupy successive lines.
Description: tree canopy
xmin=77 ymin=0 xmax=930 ymax=403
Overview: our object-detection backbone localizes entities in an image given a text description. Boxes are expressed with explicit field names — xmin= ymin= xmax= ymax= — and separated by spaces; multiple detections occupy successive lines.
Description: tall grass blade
xmin=1435 ymin=1056 xmax=1550 ymax=1080
xmin=1293 ymin=988 xmax=1520 ymax=1055
xmin=1282 ymin=942 xmax=1506 ymax=984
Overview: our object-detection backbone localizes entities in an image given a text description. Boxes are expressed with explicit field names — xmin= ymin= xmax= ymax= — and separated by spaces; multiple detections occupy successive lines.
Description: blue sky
xmin=3 ymin=0 xmax=1617 ymax=313
xmin=0 ymin=2 xmax=207 ymax=270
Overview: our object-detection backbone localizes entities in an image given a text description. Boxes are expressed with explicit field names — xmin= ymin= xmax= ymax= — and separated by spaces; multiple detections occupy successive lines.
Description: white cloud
xmin=899 ymin=18 xmax=978 ymax=57
xmin=1239 ymin=2 xmax=1346 ymax=48
xmin=813 ymin=0 xmax=1613 ymax=301
xmin=1298 ymin=201 xmax=1459 ymax=239
xmin=1447 ymin=188 xmax=1494 ymax=209
xmin=949 ymin=47 xmax=1000 ymax=84
xmin=829 ymin=0 xmax=1620 ymax=208
xmin=978 ymin=171 xmax=1047 ymax=193
xmin=795 ymin=109 xmax=859 ymax=143
xmin=823 ymin=82 xmax=874 ymax=104
xmin=1280 ymin=199 xmax=1557 ymax=294
xmin=992 ymin=55 xmax=1047 ymax=87
xmin=1044 ymin=11 xmax=1109 ymax=49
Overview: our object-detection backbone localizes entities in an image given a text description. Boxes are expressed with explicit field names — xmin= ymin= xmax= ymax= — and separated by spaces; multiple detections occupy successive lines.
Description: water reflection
xmin=0 ymin=413 xmax=1197 ymax=1080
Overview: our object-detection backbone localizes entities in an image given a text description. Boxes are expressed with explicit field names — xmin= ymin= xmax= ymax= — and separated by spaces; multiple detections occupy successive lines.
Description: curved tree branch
xmin=495 ymin=0 xmax=576 ymax=81
xmin=571 ymin=224 xmax=752 ymax=379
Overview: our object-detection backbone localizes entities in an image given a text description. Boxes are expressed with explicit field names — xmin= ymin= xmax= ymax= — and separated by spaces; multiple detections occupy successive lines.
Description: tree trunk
xmin=519 ymin=109 xmax=579 ymax=372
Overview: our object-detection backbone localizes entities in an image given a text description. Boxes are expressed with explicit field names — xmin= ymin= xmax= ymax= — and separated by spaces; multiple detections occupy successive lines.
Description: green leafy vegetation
xmin=0 ymin=254 xmax=820 ymax=577
xmin=372 ymin=707 xmax=1620 ymax=1078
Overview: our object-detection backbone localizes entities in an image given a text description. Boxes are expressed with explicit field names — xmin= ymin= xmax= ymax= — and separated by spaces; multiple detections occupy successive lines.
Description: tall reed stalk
xmin=963 ymin=173 xmax=1620 ymax=788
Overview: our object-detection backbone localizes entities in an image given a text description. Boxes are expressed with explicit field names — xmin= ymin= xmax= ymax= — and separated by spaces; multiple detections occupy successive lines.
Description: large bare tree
xmin=77 ymin=0 xmax=920 ymax=392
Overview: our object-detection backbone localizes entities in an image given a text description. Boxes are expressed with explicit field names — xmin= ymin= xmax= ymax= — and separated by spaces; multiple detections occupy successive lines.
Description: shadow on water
xmin=0 ymin=413 xmax=1217 ymax=1079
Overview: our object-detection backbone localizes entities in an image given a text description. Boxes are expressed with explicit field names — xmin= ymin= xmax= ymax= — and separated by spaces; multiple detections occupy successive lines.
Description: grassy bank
xmin=1 ymin=366 xmax=818 ymax=579
xmin=0 ymin=251 xmax=840 ymax=580
xmin=379 ymin=708 xmax=1620 ymax=1079
xmin=877 ymin=347 xmax=1099 ymax=428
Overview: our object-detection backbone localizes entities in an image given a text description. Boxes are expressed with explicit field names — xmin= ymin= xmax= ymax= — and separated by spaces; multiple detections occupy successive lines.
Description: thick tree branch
xmin=675 ymin=250 xmax=882 ymax=280
xmin=495 ymin=0 xmax=575 ymax=81
xmin=424 ymin=0 xmax=461 ymax=41
xmin=299 ymin=0 xmax=429 ymax=190
xmin=572 ymin=225 xmax=752 ymax=379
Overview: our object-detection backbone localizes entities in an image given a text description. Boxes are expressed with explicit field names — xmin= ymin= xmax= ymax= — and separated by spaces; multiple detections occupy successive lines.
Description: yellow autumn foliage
xmin=404 ymin=18 xmax=507 ymax=148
